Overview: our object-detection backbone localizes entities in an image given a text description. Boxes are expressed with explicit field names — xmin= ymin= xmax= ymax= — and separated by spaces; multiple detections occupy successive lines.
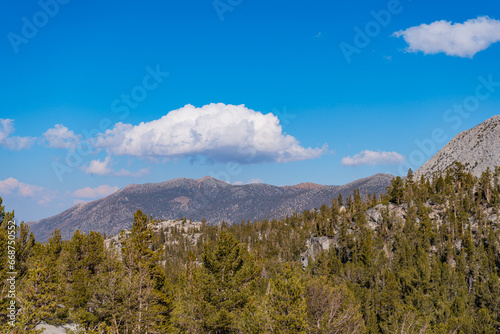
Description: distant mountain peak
xmin=197 ymin=176 xmax=215 ymax=182
xmin=196 ymin=176 xmax=226 ymax=184
xmin=283 ymin=182 xmax=325 ymax=190
xmin=416 ymin=115 xmax=500 ymax=178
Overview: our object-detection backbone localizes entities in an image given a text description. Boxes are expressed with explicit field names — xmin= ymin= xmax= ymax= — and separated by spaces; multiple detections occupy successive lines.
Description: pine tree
xmin=171 ymin=253 xmax=205 ymax=333
xmin=379 ymin=270 xmax=401 ymax=331
xmin=87 ymin=247 xmax=127 ymax=333
xmin=474 ymin=307 xmax=496 ymax=334
xmin=15 ymin=231 xmax=63 ymax=332
xmin=304 ymin=277 xmax=365 ymax=333
xmin=388 ymin=176 xmax=405 ymax=205
xmin=265 ymin=264 xmax=308 ymax=333
xmin=197 ymin=230 xmax=260 ymax=333
xmin=119 ymin=210 xmax=173 ymax=332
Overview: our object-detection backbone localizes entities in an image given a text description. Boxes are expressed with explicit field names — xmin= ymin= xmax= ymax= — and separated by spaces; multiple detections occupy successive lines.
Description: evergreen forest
xmin=1 ymin=163 xmax=500 ymax=333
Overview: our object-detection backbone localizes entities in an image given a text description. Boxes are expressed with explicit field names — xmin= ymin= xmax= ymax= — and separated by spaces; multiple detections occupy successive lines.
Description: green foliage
xmin=304 ymin=277 xmax=365 ymax=333
xmin=388 ymin=176 xmax=405 ymax=205
xmin=173 ymin=230 xmax=260 ymax=333
xmin=265 ymin=264 xmax=308 ymax=333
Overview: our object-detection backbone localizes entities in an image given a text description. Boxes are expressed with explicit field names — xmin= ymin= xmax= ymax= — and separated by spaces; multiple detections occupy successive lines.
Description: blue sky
xmin=1 ymin=0 xmax=500 ymax=222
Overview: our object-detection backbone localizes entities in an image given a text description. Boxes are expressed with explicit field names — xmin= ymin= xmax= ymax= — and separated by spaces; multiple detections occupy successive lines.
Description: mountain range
xmin=29 ymin=174 xmax=393 ymax=241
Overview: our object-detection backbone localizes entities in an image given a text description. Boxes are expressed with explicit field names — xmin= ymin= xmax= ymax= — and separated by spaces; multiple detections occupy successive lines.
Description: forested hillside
xmin=2 ymin=163 xmax=500 ymax=333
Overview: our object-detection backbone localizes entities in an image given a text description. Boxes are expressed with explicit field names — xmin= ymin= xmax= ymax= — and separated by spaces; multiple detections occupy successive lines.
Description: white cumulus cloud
xmin=43 ymin=124 xmax=81 ymax=149
xmin=73 ymin=185 xmax=120 ymax=199
xmin=342 ymin=150 xmax=405 ymax=166
xmin=0 ymin=119 xmax=36 ymax=150
xmin=84 ymin=156 xmax=150 ymax=177
xmin=94 ymin=103 xmax=327 ymax=164
xmin=393 ymin=16 xmax=500 ymax=58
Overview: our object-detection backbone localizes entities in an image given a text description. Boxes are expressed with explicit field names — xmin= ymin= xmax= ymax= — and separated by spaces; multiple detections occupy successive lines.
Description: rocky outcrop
xmin=35 ymin=323 xmax=83 ymax=333
xmin=104 ymin=219 xmax=203 ymax=253
xmin=366 ymin=203 xmax=407 ymax=229
xmin=301 ymin=236 xmax=335 ymax=268
xmin=415 ymin=115 xmax=500 ymax=178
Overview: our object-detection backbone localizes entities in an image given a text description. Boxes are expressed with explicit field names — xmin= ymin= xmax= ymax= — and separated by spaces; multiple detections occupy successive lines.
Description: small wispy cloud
xmin=393 ymin=16 xmax=500 ymax=58
xmin=0 ymin=177 xmax=55 ymax=205
xmin=314 ymin=32 xmax=323 ymax=39
xmin=0 ymin=119 xmax=36 ymax=151
xmin=85 ymin=156 xmax=113 ymax=175
xmin=233 ymin=178 xmax=264 ymax=185
xmin=114 ymin=168 xmax=150 ymax=177
xmin=247 ymin=178 xmax=264 ymax=184
xmin=84 ymin=156 xmax=150 ymax=177
xmin=73 ymin=184 xmax=120 ymax=199
xmin=0 ymin=177 xmax=43 ymax=196
xmin=342 ymin=150 xmax=405 ymax=166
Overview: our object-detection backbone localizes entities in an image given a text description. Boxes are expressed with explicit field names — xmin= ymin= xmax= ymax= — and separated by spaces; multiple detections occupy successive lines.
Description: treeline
xmin=1 ymin=163 xmax=500 ymax=333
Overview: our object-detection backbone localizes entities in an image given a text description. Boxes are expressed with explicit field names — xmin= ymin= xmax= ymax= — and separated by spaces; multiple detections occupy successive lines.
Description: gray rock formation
xmin=104 ymin=219 xmax=203 ymax=256
xmin=28 ymin=174 xmax=394 ymax=242
xmin=415 ymin=115 xmax=500 ymax=178
xmin=366 ymin=203 xmax=407 ymax=229
xmin=301 ymin=236 xmax=334 ymax=268
xmin=35 ymin=323 xmax=83 ymax=333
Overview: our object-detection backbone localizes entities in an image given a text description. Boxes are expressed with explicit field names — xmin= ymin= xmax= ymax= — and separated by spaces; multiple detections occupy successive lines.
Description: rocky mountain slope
xmin=28 ymin=174 xmax=393 ymax=241
xmin=416 ymin=115 xmax=500 ymax=178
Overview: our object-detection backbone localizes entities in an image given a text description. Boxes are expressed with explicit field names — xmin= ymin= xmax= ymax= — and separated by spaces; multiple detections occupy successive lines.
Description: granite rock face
xmin=415 ymin=115 xmax=500 ymax=178
xmin=34 ymin=323 xmax=83 ymax=333
xmin=301 ymin=236 xmax=334 ymax=268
